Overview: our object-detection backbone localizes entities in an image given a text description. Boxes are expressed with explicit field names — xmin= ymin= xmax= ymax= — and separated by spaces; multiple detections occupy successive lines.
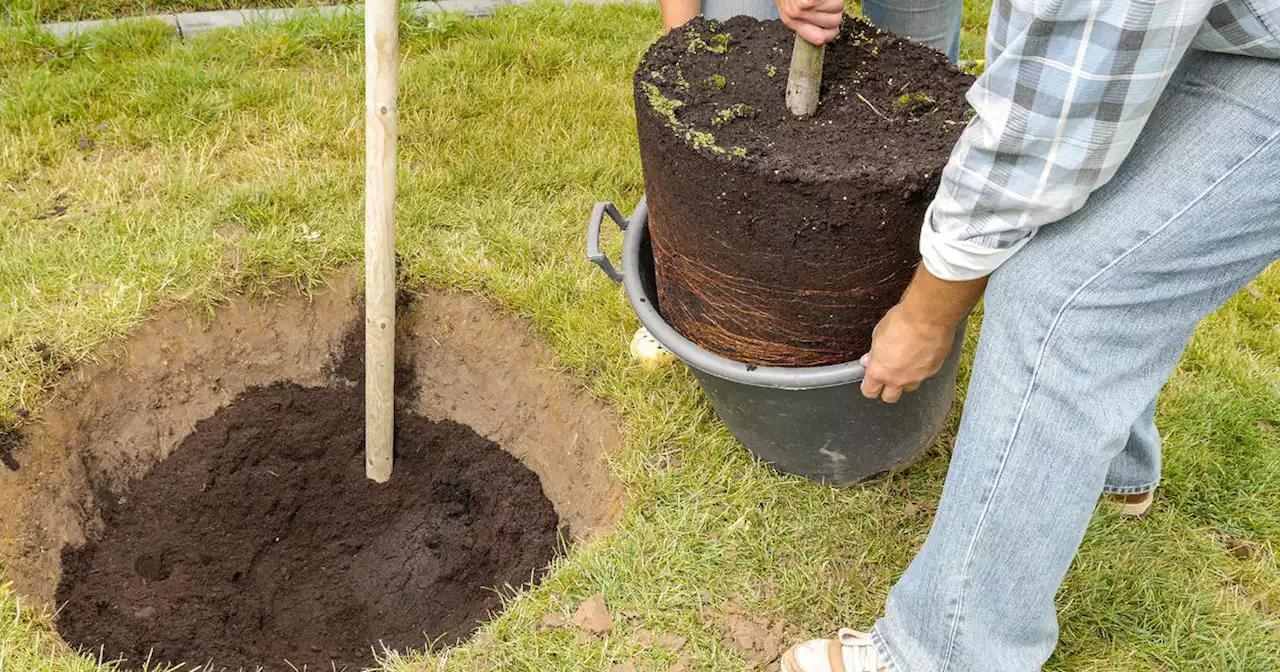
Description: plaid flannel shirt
xmin=922 ymin=0 xmax=1280 ymax=281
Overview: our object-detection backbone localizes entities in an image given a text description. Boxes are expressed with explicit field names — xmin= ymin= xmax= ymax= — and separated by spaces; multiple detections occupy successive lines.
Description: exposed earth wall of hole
xmin=0 ymin=269 xmax=626 ymax=615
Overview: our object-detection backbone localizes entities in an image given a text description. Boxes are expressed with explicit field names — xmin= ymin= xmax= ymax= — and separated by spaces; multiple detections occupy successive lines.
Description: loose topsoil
xmin=635 ymin=17 xmax=973 ymax=365
xmin=55 ymin=355 xmax=561 ymax=670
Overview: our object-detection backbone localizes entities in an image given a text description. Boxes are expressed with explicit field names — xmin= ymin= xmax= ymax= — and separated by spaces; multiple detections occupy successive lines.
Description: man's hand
xmin=860 ymin=306 xmax=957 ymax=403
xmin=776 ymin=0 xmax=844 ymax=45
xmin=861 ymin=266 xmax=988 ymax=403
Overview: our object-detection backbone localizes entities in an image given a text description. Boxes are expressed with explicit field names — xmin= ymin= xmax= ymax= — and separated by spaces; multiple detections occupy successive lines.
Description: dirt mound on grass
xmin=55 ymin=378 xmax=561 ymax=672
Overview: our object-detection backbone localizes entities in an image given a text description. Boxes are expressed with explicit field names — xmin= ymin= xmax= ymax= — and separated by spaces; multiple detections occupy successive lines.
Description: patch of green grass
xmin=1 ymin=2 xmax=1278 ymax=671
xmin=959 ymin=0 xmax=991 ymax=61
xmin=0 ymin=585 xmax=127 ymax=671
xmin=4 ymin=0 xmax=341 ymax=25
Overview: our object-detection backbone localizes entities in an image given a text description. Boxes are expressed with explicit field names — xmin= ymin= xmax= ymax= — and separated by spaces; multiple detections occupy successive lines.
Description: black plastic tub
xmin=587 ymin=197 xmax=964 ymax=485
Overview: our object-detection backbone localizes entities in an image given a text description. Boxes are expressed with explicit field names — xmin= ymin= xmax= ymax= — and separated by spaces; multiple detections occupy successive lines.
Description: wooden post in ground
xmin=364 ymin=0 xmax=398 ymax=483
xmin=786 ymin=35 xmax=824 ymax=117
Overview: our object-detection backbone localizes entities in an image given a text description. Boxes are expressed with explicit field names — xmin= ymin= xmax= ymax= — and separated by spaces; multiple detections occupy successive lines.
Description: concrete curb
xmin=42 ymin=0 xmax=647 ymax=39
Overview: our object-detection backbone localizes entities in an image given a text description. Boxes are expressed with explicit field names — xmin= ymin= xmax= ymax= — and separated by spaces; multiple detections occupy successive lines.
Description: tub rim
xmin=588 ymin=196 xmax=867 ymax=391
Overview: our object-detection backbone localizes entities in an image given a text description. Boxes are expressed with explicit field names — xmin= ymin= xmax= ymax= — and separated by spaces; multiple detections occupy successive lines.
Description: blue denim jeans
xmin=700 ymin=0 xmax=963 ymax=62
xmin=861 ymin=0 xmax=961 ymax=62
xmin=872 ymin=50 xmax=1280 ymax=671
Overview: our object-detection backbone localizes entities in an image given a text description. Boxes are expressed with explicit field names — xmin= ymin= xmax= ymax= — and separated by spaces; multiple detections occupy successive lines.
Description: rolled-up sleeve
xmin=922 ymin=0 xmax=1213 ymax=281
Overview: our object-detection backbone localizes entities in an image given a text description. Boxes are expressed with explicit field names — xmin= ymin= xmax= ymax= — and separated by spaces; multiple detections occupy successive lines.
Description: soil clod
xmin=574 ymin=593 xmax=616 ymax=634
xmin=719 ymin=613 xmax=784 ymax=667
xmin=1227 ymin=538 xmax=1258 ymax=559
xmin=659 ymin=632 xmax=689 ymax=651
xmin=538 ymin=612 xmax=573 ymax=631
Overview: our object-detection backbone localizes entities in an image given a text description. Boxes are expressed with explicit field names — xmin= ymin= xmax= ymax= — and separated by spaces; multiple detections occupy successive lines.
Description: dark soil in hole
xmin=54 ymin=379 xmax=561 ymax=671
xmin=0 ymin=426 xmax=19 ymax=471
xmin=635 ymin=16 xmax=973 ymax=366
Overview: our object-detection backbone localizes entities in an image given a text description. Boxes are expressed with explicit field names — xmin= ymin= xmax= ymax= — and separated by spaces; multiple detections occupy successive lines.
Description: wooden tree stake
xmin=364 ymin=0 xmax=398 ymax=483
xmin=786 ymin=34 xmax=824 ymax=116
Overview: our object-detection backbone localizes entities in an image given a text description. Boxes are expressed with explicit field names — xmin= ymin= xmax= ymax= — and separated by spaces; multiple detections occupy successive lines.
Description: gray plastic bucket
xmin=587 ymin=197 xmax=964 ymax=485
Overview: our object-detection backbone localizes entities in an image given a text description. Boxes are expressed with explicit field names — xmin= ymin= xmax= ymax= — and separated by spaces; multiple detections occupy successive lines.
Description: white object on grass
xmin=631 ymin=327 xmax=677 ymax=370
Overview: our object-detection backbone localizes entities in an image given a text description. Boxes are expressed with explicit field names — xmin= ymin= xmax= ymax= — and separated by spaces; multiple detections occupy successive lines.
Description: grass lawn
xmin=2 ymin=2 xmax=1278 ymax=670
xmin=5 ymin=0 xmax=343 ymax=26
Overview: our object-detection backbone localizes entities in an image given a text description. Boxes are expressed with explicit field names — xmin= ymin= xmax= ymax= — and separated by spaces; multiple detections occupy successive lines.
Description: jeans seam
xmin=935 ymin=125 xmax=1280 ymax=672
xmin=1240 ymin=0 xmax=1280 ymax=37
xmin=1100 ymin=480 xmax=1159 ymax=496
xmin=871 ymin=626 xmax=904 ymax=672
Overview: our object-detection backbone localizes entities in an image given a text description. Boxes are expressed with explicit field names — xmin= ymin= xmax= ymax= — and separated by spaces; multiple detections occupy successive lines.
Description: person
xmin=752 ymin=0 xmax=1278 ymax=670
xmin=656 ymin=0 xmax=1279 ymax=670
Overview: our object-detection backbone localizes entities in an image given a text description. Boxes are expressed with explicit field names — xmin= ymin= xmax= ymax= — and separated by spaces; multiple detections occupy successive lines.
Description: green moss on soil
xmin=893 ymin=91 xmax=937 ymax=118
xmin=711 ymin=103 xmax=754 ymax=125
xmin=686 ymin=31 xmax=731 ymax=54
xmin=706 ymin=74 xmax=726 ymax=89
xmin=641 ymin=80 xmax=747 ymax=158
xmin=675 ymin=68 xmax=690 ymax=91
xmin=688 ymin=130 xmax=723 ymax=153
xmin=641 ymin=81 xmax=683 ymax=126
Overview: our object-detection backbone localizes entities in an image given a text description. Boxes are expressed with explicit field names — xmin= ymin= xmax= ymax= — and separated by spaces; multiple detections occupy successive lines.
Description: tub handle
xmin=586 ymin=201 xmax=628 ymax=284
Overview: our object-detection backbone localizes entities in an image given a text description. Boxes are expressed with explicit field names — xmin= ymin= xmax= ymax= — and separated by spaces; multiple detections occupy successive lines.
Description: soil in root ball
xmin=635 ymin=17 xmax=973 ymax=366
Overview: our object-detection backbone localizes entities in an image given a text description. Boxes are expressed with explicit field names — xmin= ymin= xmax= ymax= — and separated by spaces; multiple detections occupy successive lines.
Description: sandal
xmin=1105 ymin=489 xmax=1154 ymax=518
xmin=781 ymin=628 xmax=883 ymax=672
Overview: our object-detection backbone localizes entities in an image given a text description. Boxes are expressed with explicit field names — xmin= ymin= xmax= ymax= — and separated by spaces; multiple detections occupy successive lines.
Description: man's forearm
xmin=898 ymin=265 xmax=988 ymax=329
xmin=660 ymin=0 xmax=699 ymax=30
xmin=921 ymin=0 xmax=1209 ymax=282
